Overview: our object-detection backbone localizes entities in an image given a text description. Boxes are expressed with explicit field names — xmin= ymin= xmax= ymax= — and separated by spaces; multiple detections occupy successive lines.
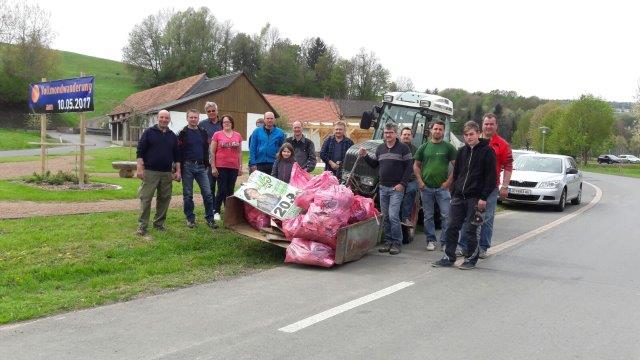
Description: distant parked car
xmin=597 ymin=154 xmax=622 ymax=164
xmin=618 ymin=154 xmax=640 ymax=164
xmin=504 ymin=154 xmax=582 ymax=212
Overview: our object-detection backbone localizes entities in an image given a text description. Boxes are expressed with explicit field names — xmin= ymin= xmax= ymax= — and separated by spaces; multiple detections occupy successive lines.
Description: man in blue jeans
xmin=399 ymin=127 xmax=418 ymax=227
xmin=413 ymin=120 xmax=457 ymax=251
xmin=199 ymin=101 xmax=223 ymax=221
xmin=178 ymin=109 xmax=217 ymax=229
xmin=359 ymin=123 xmax=413 ymax=255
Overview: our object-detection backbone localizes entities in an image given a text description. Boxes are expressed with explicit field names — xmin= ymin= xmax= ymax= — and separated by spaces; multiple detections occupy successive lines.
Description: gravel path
xmin=0 ymin=156 xmax=87 ymax=179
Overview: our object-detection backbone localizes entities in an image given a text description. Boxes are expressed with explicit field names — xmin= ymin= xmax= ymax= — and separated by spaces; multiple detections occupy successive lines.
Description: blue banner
xmin=28 ymin=76 xmax=95 ymax=114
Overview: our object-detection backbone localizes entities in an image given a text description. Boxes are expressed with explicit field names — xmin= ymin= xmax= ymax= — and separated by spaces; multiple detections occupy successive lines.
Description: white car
xmin=618 ymin=154 xmax=640 ymax=164
xmin=504 ymin=154 xmax=582 ymax=212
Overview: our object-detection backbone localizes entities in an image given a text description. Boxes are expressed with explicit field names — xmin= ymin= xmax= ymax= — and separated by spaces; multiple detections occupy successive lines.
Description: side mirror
xmin=566 ymin=168 xmax=578 ymax=174
xmin=360 ymin=111 xmax=373 ymax=129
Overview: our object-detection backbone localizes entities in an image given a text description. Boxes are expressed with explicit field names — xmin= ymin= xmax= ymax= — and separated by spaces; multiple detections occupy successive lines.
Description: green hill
xmin=55 ymin=50 xmax=141 ymax=126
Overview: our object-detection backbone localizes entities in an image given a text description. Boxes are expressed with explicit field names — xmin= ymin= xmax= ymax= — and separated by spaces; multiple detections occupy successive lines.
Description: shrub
xmin=25 ymin=170 xmax=89 ymax=185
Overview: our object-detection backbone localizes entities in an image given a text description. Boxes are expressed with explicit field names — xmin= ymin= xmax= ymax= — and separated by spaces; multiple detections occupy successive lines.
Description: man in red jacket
xmin=458 ymin=113 xmax=513 ymax=258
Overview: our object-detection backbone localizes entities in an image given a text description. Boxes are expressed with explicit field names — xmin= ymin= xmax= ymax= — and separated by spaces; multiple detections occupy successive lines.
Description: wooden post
xmin=40 ymin=77 xmax=47 ymax=175
xmin=79 ymin=72 xmax=86 ymax=186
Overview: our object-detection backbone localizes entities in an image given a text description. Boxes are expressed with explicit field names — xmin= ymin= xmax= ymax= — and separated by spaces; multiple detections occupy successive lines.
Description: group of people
xmin=135 ymin=104 xmax=513 ymax=271
xmin=135 ymin=102 xmax=243 ymax=235
xmin=361 ymin=114 xmax=512 ymax=270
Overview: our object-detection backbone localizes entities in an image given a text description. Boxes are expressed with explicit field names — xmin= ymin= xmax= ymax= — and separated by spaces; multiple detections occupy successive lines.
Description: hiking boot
xmin=432 ymin=258 xmax=454 ymax=268
xmin=153 ymin=224 xmax=166 ymax=231
xmin=378 ymin=244 xmax=391 ymax=253
xmin=389 ymin=244 xmax=401 ymax=255
xmin=186 ymin=220 xmax=196 ymax=228
xmin=207 ymin=220 xmax=218 ymax=229
xmin=136 ymin=227 xmax=147 ymax=236
xmin=426 ymin=242 xmax=436 ymax=251
xmin=479 ymin=249 xmax=488 ymax=259
xmin=459 ymin=260 xmax=476 ymax=270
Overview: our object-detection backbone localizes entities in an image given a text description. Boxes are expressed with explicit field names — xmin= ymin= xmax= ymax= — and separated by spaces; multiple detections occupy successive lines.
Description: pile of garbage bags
xmin=243 ymin=163 xmax=378 ymax=268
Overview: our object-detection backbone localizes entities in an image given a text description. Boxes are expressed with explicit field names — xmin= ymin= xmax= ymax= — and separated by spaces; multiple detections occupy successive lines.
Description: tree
xmin=526 ymin=102 xmax=565 ymax=153
xmin=389 ymin=76 xmax=414 ymax=92
xmin=302 ymin=37 xmax=327 ymax=70
xmin=122 ymin=11 xmax=168 ymax=87
xmin=555 ymin=95 xmax=615 ymax=164
xmin=346 ymin=48 xmax=389 ymax=100
xmin=0 ymin=1 xmax=59 ymax=105
xmin=255 ymin=40 xmax=305 ymax=95
xmin=473 ymin=104 xmax=484 ymax=122
xmin=512 ymin=110 xmax=533 ymax=149
xmin=230 ymin=33 xmax=261 ymax=79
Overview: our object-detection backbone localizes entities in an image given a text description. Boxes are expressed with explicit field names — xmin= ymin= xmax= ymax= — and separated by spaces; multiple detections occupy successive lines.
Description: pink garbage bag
xmin=285 ymin=237 xmax=335 ymax=268
xmin=289 ymin=163 xmax=312 ymax=188
xmin=294 ymin=171 xmax=339 ymax=210
xmin=243 ymin=203 xmax=271 ymax=230
xmin=349 ymin=195 xmax=380 ymax=224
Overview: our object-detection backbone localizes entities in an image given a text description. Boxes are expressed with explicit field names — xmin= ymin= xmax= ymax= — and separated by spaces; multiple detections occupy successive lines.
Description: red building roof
xmin=264 ymin=94 xmax=340 ymax=124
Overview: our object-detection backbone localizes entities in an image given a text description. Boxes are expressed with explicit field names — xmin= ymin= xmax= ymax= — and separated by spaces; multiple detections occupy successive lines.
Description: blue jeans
xmin=379 ymin=185 xmax=404 ymax=246
xmin=420 ymin=187 xmax=451 ymax=244
xmin=458 ymin=187 xmax=498 ymax=251
xmin=182 ymin=162 xmax=215 ymax=222
xmin=400 ymin=179 xmax=419 ymax=222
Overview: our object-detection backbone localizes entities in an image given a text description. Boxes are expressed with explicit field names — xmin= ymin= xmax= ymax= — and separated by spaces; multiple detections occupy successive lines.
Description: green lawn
xmin=580 ymin=162 xmax=640 ymax=178
xmin=0 ymin=128 xmax=51 ymax=150
xmin=54 ymin=50 xmax=141 ymax=126
xmin=0 ymin=210 xmax=284 ymax=324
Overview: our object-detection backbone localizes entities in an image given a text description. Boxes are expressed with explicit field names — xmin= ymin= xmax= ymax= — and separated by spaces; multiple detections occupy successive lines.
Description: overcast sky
xmin=30 ymin=0 xmax=640 ymax=102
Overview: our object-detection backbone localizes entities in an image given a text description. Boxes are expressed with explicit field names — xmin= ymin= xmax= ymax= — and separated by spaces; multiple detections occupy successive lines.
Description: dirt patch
xmin=14 ymin=180 xmax=122 ymax=191
xmin=0 ymin=156 xmax=90 ymax=179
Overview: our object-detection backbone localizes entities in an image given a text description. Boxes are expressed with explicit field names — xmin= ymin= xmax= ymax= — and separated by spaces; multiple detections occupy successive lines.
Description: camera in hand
xmin=470 ymin=206 xmax=484 ymax=226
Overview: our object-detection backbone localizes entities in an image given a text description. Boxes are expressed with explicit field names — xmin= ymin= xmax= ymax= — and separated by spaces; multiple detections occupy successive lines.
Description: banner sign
xmin=28 ymin=76 xmax=95 ymax=113
xmin=234 ymin=171 xmax=302 ymax=220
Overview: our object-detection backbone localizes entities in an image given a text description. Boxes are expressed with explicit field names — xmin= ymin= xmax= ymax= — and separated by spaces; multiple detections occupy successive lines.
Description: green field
xmin=55 ymin=50 xmax=141 ymax=126
xmin=581 ymin=162 xmax=640 ymax=178
xmin=0 ymin=128 xmax=46 ymax=150
xmin=0 ymin=210 xmax=284 ymax=324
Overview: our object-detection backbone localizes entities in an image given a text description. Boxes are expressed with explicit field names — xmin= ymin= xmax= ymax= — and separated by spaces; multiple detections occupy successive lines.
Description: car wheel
xmin=555 ymin=188 xmax=566 ymax=212
xmin=570 ymin=184 xmax=582 ymax=205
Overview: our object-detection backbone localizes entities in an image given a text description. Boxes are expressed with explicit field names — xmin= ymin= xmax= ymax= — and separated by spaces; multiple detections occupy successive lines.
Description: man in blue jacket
xmin=320 ymin=121 xmax=354 ymax=179
xmin=249 ymin=111 xmax=285 ymax=174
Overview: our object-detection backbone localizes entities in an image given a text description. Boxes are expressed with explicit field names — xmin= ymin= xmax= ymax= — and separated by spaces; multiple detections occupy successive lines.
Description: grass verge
xmin=0 ymin=210 xmax=284 ymax=324
xmin=580 ymin=163 xmax=640 ymax=178
xmin=0 ymin=129 xmax=51 ymax=151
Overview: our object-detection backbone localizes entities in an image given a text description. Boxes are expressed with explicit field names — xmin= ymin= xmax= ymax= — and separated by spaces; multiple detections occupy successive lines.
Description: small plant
xmin=25 ymin=171 xmax=89 ymax=185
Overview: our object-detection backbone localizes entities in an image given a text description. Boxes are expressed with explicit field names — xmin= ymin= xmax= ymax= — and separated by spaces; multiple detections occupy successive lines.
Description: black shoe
xmin=432 ymin=258 xmax=454 ymax=268
xmin=378 ymin=244 xmax=391 ymax=253
xmin=389 ymin=245 xmax=401 ymax=255
xmin=136 ymin=227 xmax=147 ymax=236
xmin=207 ymin=220 xmax=218 ymax=229
xmin=153 ymin=224 xmax=166 ymax=231
xmin=459 ymin=260 xmax=476 ymax=270
xmin=186 ymin=220 xmax=196 ymax=228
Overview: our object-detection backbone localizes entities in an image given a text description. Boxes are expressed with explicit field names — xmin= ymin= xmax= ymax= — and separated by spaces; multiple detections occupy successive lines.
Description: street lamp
xmin=539 ymin=126 xmax=550 ymax=153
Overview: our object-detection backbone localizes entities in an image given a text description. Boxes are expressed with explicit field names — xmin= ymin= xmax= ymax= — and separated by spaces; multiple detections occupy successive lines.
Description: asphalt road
xmin=1 ymin=172 xmax=639 ymax=359
xmin=0 ymin=131 xmax=111 ymax=158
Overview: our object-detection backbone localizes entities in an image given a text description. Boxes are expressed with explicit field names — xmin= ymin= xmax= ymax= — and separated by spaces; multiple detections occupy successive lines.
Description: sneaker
xmin=389 ymin=245 xmax=401 ymax=255
xmin=459 ymin=260 xmax=476 ymax=270
xmin=426 ymin=242 xmax=436 ymax=251
xmin=378 ymin=244 xmax=391 ymax=253
xmin=186 ymin=220 xmax=196 ymax=228
xmin=214 ymin=213 xmax=221 ymax=221
xmin=479 ymin=249 xmax=488 ymax=259
xmin=207 ymin=220 xmax=218 ymax=229
xmin=432 ymin=258 xmax=454 ymax=268
xmin=136 ymin=227 xmax=147 ymax=236
xmin=153 ymin=224 xmax=166 ymax=231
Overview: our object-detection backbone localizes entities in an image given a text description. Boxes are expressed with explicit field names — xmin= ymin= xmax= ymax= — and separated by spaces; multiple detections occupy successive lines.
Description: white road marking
xmin=278 ymin=281 xmax=415 ymax=333
xmin=487 ymin=181 xmax=602 ymax=256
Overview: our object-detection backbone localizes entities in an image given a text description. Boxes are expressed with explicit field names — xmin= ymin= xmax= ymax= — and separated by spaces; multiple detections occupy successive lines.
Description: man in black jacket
xmin=136 ymin=109 xmax=180 ymax=236
xmin=432 ymin=121 xmax=496 ymax=270
xmin=358 ymin=123 xmax=413 ymax=255
xmin=285 ymin=121 xmax=316 ymax=172
xmin=178 ymin=109 xmax=217 ymax=229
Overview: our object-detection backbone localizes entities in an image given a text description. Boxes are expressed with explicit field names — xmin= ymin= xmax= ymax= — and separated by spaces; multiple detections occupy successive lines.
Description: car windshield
xmin=373 ymin=104 xmax=450 ymax=147
xmin=514 ymin=156 xmax=563 ymax=173
xmin=512 ymin=150 xmax=534 ymax=160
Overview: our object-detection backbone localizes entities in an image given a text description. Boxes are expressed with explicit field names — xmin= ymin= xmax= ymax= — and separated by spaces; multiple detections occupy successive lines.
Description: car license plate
xmin=509 ymin=188 xmax=531 ymax=195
